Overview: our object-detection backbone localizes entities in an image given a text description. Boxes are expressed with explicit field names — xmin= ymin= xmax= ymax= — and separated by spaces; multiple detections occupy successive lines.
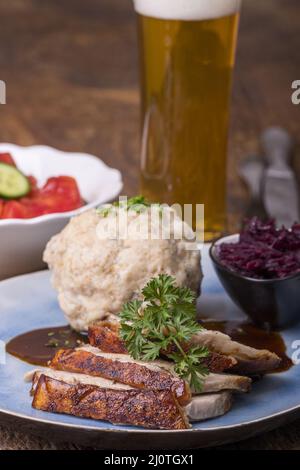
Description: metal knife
xmin=261 ymin=127 xmax=299 ymax=227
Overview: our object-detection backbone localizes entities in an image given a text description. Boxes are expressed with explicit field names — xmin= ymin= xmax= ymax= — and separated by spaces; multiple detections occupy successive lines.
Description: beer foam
xmin=133 ymin=0 xmax=241 ymax=21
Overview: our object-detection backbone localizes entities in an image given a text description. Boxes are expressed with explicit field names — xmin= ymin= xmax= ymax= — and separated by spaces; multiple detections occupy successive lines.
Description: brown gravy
xmin=6 ymin=321 xmax=292 ymax=373
xmin=202 ymin=320 xmax=293 ymax=373
xmin=6 ymin=325 xmax=88 ymax=366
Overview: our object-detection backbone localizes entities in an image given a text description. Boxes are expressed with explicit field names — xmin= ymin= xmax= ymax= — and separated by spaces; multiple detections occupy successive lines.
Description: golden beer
xmin=135 ymin=0 xmax=241 ymax=240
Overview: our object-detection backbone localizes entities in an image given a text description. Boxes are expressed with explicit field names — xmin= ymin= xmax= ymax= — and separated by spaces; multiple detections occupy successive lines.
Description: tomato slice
xmin=38 ymin=176 xmax=83 ymax=212
xmin=1 ymin=200 xmax=31 ymax=219
xmin=0 ymin=153 xmax=16 ymax=166
xmin=42 ymin=176 xmax=81 ymax=200
xmin=20 ymin=197 xmax=46 ymax=216
xmin=0 ymin=199 xmax=4 ymax=218
xmin=0 ymin=175 xmax=83 ymax=218
xmin=27 ymin=175 xmax=38 ymax=195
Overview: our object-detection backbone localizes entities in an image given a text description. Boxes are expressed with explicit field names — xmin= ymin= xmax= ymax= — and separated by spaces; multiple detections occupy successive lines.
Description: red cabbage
xmin=217 ymin=218 xmax=300 ymax=279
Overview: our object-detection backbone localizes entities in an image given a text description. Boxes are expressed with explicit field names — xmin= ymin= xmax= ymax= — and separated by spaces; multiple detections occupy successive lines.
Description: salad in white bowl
xmin=0 ymin=143 xmax=122 ymax=280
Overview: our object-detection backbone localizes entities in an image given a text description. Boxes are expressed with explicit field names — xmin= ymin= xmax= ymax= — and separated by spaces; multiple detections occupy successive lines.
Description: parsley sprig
xmin=119 ymin=274 xmax=209 ymax=392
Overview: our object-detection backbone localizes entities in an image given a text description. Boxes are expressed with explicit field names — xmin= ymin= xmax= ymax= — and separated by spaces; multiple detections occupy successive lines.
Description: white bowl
xmin=0 ymin=143 xmax=123 ymax=280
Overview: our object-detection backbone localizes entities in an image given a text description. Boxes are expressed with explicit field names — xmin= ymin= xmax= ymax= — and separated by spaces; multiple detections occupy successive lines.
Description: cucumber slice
xmin=0 ymin=163 xmax=30 ymax=199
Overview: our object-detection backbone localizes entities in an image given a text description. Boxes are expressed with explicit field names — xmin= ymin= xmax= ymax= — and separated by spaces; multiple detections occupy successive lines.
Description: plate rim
xmin=1 ymin=391 xmax=300 ymax=436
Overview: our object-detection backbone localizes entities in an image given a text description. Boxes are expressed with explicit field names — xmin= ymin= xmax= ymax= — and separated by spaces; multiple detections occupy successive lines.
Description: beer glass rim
xmin=133 ymin=0 xmax=242 ymax=21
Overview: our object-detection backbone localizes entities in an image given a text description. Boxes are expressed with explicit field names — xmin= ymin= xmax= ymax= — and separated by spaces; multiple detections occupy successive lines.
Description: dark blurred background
xmin=0 ymin=0 xmax=299 ymax=232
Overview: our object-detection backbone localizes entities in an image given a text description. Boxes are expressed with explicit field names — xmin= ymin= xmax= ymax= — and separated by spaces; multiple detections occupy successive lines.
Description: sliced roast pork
xmin=88 ymin=319 xmax=126 ymax=354
xmin=49 ymin=345 xmax=191 ymax=406
xmin=25 ymin=368 xmax=133 ymax=391
xmin=190 ymin=330 xmax=281 ymax=375
xmin=25 ymin=316 xmax=278 ymax=429
xmin=31 ymin=372 xmax=189 ymax=430
xmin=88 ymin=321 xmax=237 ymax=373
xmin=88 ymin=318 xmax=280 ymax=374
xmin=186 ymin=392 xmax=233 ymax=422
xmin=25 ymin=368 xmax=250 ymax=396
xmin=26 ymin=369 xmax=234 ymax=426
xmin=199 ymin=373 xmax=251 ymax=394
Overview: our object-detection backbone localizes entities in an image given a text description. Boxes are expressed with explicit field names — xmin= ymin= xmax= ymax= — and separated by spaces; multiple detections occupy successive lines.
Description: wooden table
xmin=0 ymin=0 xmax=299 ymax=450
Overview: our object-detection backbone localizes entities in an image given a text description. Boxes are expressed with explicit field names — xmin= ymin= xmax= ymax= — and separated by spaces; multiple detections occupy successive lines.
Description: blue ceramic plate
xmin=0 ymin=247 xmax=300 ymax=449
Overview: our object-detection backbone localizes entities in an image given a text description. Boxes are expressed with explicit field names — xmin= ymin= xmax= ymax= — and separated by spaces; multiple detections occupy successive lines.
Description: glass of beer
xmin=134 ymin=0 xmax=241 ymax=240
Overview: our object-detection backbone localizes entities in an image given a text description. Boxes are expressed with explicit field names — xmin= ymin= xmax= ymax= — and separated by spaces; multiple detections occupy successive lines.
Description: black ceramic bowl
xmin=209 ymin=234 xmax=300 ymax=330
